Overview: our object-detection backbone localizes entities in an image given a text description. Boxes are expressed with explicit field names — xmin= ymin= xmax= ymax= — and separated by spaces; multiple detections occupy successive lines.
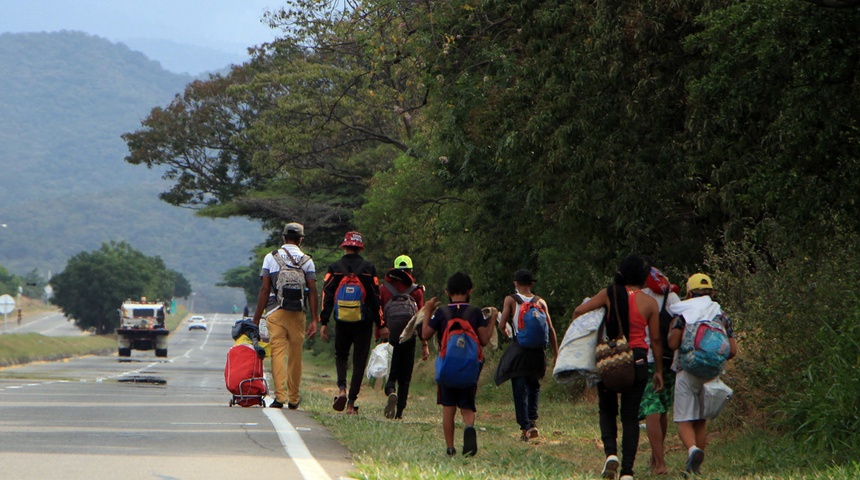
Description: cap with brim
xmin=394 ymin=254 xmax=413 ymax=269
xmin=686 ymin=273 xmax=714 ymax=293
xmin=283 ymin=222 xmax=304 ymax=236
xmin=340 ymin=231 xmax=364 ymax=249
xmin=514 ymin=269 xmax=535 ymax=284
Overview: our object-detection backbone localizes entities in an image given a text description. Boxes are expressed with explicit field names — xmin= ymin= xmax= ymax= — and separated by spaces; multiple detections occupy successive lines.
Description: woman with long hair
xmin=572 ymin=254 xmax=664 ymax=480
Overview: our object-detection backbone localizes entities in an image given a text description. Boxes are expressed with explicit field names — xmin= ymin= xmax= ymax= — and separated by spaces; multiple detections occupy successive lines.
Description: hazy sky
xmin=0 ymin=0 xmax=282 ymax=73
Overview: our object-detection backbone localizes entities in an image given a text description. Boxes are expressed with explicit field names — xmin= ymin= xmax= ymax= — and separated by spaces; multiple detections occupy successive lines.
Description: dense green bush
xmin=708 ymin=232 xmax=860 ymax=458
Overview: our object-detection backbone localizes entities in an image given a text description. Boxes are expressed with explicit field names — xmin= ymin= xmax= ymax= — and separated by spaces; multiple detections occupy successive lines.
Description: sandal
xmin=332 ymin=394 xmax=347 ymax=412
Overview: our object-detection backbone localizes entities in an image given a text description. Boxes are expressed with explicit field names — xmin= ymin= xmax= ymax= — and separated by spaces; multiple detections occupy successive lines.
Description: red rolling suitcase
xmin=225 ymin=343 xmax=268 ymax=407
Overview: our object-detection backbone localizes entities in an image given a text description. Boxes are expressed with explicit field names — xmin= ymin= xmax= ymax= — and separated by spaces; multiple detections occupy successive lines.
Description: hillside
xmin=0 ymin=31 xmax=262 ymax=311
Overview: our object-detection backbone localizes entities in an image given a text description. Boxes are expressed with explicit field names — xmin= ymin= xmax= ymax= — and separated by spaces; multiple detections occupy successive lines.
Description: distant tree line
xmin=49 ymin=241 xmax=191 ymax=334
xmin=123 ymin=0 xmax=860 ymax=458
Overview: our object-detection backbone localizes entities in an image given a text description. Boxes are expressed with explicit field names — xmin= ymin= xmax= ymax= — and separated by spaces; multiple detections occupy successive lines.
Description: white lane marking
xmin=171 ymin=422 xmax=259 ymax=426
xmin=263 ymin=408 xmax=331 ymax=480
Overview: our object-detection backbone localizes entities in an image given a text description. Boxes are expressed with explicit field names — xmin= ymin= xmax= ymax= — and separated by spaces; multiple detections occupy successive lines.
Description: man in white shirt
xmin=252 ymin=222 xmax=319 ymax=409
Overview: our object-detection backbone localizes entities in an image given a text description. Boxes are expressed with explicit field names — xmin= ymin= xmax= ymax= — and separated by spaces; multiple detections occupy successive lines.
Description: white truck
xmin=117 ymin=299 xmax=169 ymax=358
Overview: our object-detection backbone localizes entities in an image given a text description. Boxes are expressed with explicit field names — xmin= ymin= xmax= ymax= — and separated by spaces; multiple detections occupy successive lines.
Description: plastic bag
xmin=703 ymin=377 xmax=733 ymax=419
xmin=258 ymin=317 xmax=269 ymax=342
xmin=366 ymin=342 xmax=393 ymax=380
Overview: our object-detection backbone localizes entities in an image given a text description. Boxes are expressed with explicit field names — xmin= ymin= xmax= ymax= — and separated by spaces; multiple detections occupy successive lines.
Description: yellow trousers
xmin=266 ymin=308 xmax=306 ymax=404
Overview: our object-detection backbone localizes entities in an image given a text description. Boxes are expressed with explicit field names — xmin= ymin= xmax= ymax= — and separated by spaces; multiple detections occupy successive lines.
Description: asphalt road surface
xmin=0 ymin=313 xmax=355 ymax=480
xmin=5 ymin=309 xmax=84 ymax=336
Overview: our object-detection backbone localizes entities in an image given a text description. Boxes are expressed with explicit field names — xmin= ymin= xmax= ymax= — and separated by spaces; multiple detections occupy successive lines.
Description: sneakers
xmin=287 ymin=397 xmax=301 ymax=410
xmin=686 ymin=447 xmax=705 ymax=474
xmin=384 ymin=393 xmax=398 ymax=419
xmin=463 ymin=426 xmax=478 ymax=456
xmin=620 ymin=476 xmax=634 ymax=480
xmin=269 ymin=399 xmax=284 ymax=409
xmin=446 ymin=447 xmax=457 ymax=457
xmin=601 ymin=455 xmax=620 ymax=479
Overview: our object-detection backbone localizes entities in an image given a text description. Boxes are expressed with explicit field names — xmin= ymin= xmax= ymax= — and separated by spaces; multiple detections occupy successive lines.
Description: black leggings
xmin=334 ymin=320 xmax=373 ymax=403
xmin=597 ymin=348 xmax=649 ymax=477
xmin=384 ymin=337 xmax=417 ymax=415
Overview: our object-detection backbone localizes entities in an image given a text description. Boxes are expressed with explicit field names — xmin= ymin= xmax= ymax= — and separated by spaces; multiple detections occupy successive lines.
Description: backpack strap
xmin=511 ymin=293 xmax=539 ymax=305
xmin=383 ymin=282 xmax=398 ymax=296
xmin=273 ymin=248 xmax=309 ymax=269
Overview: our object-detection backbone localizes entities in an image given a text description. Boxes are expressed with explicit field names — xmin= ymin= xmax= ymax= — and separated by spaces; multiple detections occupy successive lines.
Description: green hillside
xmin=0 ymin=31 xmax=262 ymax=311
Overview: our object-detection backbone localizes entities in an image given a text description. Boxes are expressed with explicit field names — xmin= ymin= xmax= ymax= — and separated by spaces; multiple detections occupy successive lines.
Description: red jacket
xmin=380 ymin=269 xmax=425 ymax=310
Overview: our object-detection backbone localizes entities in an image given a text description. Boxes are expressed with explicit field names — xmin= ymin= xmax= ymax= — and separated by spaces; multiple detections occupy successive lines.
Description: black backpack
xmin=382 ymin=282 xmax=418 ymax=344
xmin=658 ymin=294 xmax=675 ymax=370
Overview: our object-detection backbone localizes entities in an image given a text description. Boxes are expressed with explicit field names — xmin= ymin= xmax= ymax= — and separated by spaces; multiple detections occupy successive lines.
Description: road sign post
xmin=0 ymin=294 xmax=16 ymax=334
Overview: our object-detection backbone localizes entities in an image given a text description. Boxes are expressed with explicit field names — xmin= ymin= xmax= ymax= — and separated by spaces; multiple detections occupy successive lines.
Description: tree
xmin=0 ymin=265 xmax=19 ymax=297
xmin=170 ymin=270 xmax=192 ymax=299
xmin=50 ymin=241 xmax=183 ymax=334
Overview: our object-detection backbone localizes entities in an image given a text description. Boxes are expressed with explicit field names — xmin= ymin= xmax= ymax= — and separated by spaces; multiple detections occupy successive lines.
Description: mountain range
xmin=0 ymin=31 xmax=263 ymax=312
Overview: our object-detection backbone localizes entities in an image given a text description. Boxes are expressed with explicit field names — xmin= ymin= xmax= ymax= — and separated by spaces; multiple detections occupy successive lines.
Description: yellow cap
xmin=686 ymin=273 xmax=714 ymax=293
xmin=394 ymin=255 xmax=413 ymax=269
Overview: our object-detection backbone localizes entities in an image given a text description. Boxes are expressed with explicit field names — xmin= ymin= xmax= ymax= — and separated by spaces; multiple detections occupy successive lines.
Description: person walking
xmin=639 ymin=268 xmax=682 ymax=475
xmin=380 ymin=254 xmax=428 ymax=419
xmin=422 ymin=272 xmax=495 ymax=457
xmin=320 ymin=231 xmax=387 ymax=415
xmin=494 ymin=269 xmax=559 ymax=441
xmin=667 ymin=273 xmax=738 ymax=476
xmin=251 ymin=222 xmax=319 ymax=410
xmin=572 ymin=254 xmax=664 ymax=480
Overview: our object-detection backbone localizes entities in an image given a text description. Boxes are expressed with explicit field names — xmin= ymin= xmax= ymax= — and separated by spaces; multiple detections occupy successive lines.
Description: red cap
xmin=645 ymin=267 xmax=670 ymax=294
xmin=340 ymin=231 xmax=364 ymax=249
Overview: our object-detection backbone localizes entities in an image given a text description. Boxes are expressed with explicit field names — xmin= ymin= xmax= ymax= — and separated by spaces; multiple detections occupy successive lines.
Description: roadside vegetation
xmin=295 ymin=345 xmax=859 ymax=480
xmin=0 ymin=304 xmax=187 ymax=367
xmin=122 ymin=1 xmax=860 ymax=466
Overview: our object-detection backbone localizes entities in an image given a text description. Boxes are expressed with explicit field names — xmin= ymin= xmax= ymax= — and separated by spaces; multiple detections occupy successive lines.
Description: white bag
xmin=553 ymin=304 xmax=605 ymax=387
xmin=366 ymin=342 xmax=394 ymax=380
xmin=258 ymin=317 xmax=270 ymax=342
xmin=703 ymin=377 xmax=733 ymax=420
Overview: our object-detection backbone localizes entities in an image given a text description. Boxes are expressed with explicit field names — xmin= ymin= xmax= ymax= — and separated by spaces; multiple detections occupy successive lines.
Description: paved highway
xmin=0 ymin=313 xmax=354 ymax=480
xmin=5 ymin=309 xmax=84 ymax=336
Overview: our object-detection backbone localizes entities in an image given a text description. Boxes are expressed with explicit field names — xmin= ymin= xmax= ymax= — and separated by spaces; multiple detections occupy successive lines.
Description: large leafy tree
xmin=50 ymin=241 xmax=187 ymax=334
xmin=124 ymin=0 xmax=431 ymax=247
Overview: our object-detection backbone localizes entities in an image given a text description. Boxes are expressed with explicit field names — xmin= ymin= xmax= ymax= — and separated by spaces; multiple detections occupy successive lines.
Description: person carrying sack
xmin=379 ymin=254 xmax=428 ymax=420
xmin=320 ymin=231 xmax=387 ymax=415
xmin=571 ymin=254 xmax=664 ymax=480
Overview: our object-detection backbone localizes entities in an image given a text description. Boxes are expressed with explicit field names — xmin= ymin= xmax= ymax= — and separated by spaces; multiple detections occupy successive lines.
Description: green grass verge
xmin=0 ymin=332 xmax=116 ymax=366
xmin=294 ymin=341 xmax=858 ymax=480
xmin=0 ymin=309 xmax=187 ymax=367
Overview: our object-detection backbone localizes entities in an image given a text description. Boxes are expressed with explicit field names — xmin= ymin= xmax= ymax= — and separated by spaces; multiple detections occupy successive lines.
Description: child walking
xmin=421 ymin=272 xmax=495 ymax=456
xmin=494 ymin=269 xmax=559 ymax=441
xmin=667 ymin=273 xmax=737 ymax=476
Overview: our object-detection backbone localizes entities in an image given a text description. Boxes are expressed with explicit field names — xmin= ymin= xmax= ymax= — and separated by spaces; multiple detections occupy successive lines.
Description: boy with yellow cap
xmin=380 ymin=254 xmax=428 ymax=419
xmin=667 ymin=273 xmax=738 ymax=476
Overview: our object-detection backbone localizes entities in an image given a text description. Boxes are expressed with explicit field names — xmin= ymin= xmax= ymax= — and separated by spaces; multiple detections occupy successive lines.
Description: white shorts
xmin=673 ymin=370 xmax=707 ymax=422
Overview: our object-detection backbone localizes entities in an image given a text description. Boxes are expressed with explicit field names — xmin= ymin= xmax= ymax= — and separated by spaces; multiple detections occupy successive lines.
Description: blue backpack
xmin=679 ymin=316 xmax=731 ymax=379
xmin=513 ymin=295 xmax=549 ymax=349
xmin=333 ymin=260 xmax=368 ymax=322
xmin=434 ymin=306 xmax=483 ymax=388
